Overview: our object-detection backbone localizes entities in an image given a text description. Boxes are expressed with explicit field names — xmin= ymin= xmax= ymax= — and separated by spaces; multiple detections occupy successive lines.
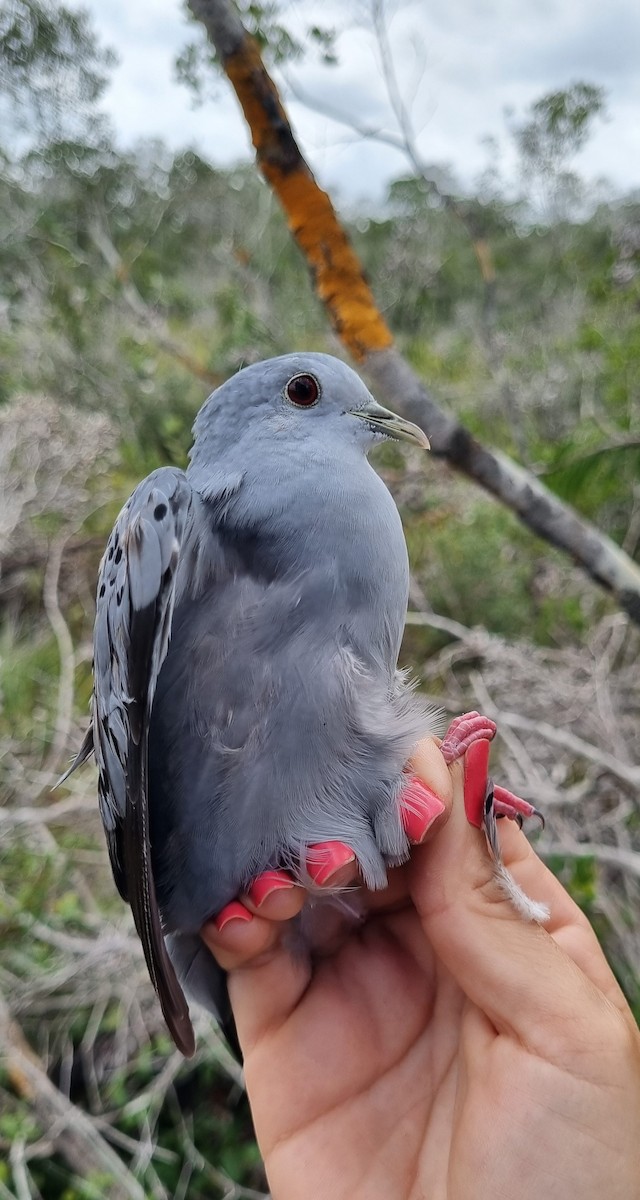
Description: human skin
xmin=201 ymin=738 xmax=640 ymax=1200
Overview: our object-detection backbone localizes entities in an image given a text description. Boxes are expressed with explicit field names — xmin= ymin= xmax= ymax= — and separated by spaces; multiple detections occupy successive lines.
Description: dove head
xmin=188 ymin=353 xmax=428 ymax=489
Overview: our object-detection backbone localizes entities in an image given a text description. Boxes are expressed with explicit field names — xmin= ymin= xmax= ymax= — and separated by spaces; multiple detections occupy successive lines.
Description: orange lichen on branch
xmin=225 ymin=39 xmax=393 ymax=360
xmin=271 ymin=171 xmax=393 ymax=358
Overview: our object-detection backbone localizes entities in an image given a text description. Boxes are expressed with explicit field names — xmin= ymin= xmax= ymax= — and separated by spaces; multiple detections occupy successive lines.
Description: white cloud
xmin=82 ymin=0 xmax=640 ymax=202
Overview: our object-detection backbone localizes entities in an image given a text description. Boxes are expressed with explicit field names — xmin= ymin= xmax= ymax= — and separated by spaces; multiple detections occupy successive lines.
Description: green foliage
xmin=508 ymin=82 xmax=607 ymax=221
xmin=543 ymin=442 xmax=640 ymax=526
xmin=402 ymin=496 xmax=593 ymax=644
xmin=514 ymin=83 xmax=606 ymax=172
xmin=1 ymin=5 xmax=638 ymax=1192
xmin=0 ymin=625 xmax=61 ymax=752
xmin=0 ymin=0 xmax=115 ymax=146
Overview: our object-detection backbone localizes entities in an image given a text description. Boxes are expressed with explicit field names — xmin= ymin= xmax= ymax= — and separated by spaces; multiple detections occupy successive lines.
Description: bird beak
xmin=349 ymin=400 xmax=430 ymax=450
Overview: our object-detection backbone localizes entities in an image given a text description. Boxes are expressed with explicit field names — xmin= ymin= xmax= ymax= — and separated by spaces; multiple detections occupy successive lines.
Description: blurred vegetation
xmin=0 ymin=1 xmax=639 ymax=1196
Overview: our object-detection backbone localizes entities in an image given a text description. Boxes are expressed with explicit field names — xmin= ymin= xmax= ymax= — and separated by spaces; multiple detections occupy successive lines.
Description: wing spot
xmin=115 ymin=547 xmax=123 ymax=564
xmin=99 ymin=583 xmax=106 ymax=598
xmin=116 ymin=588 xmax=124 ymax=605
xmin=154 ymin=503 xmax=167 ymax=521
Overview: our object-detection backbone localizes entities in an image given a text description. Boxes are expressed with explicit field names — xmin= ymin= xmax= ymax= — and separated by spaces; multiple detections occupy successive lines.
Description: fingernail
xmin=213 ymin=901 xmax=253 ymax=933
xmin=247 ymin=870 xmax=296 ymax=908
xmin=464 ymin=739 xmax=491 ymax=828
xmin=400 ymin=777 xmax=446 ymax=842
xmin=306 ymin=841 xmax=356 ymax=886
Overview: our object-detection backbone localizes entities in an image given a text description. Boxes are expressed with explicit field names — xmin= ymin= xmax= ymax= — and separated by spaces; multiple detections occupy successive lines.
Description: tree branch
xmin=0 ymin=993 xmax=146 ymax=1200
xmin=186 ymin=0 xmax=640 ymax=624
xmin=41 ymin=537 xmax=76 ymax=778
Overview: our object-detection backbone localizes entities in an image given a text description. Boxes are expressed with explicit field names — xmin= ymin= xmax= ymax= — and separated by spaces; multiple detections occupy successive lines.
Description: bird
xmin=62 ymin=352 xmax=544 ymax=1057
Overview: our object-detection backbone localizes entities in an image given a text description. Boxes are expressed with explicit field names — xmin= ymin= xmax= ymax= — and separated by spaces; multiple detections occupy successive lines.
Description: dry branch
xmin=187 ymin=0 xmax=640 ymax=624
xmin=0 ymin=994 xmax=146 ymax=1200
xmin=41 ymin=537 xmax=76 ymax=778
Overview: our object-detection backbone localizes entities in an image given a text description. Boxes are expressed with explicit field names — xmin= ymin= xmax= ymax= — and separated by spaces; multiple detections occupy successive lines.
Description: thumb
xmin=409 ymin=747 xmax=613 ymax=1060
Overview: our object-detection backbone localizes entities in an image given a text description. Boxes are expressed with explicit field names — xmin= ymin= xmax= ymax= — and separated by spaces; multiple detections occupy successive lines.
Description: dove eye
xmin=285 ymin=373 xmax=320 ymax=408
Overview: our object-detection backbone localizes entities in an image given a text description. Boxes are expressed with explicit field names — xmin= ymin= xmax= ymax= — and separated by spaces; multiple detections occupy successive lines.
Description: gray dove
xmin=63 ymin=352 xmax=542 ymax=1057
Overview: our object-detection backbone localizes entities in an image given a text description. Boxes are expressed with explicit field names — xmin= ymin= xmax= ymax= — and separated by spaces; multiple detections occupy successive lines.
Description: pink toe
xmin=493 ymin=785 xmax=545 ymax=827
xmin=441 ymin=711 xmax=497 ymax=765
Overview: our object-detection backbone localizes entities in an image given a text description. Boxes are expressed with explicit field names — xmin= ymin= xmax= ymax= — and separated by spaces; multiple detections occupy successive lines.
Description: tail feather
xmin=54 ymin=725 xmax=94 ymax=789
xmin=165 ymin=932 xmax=242 ymax=1061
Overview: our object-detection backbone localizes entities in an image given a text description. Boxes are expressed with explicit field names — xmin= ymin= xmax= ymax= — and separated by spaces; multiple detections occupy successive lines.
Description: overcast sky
xmin=83 ymin=0 xmax=640 ymax=206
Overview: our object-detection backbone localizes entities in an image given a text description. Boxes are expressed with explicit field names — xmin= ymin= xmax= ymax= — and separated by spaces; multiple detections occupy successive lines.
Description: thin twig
xmin=0 ymin=993 xmax=145 ymax=1200
xmin=488 ymin=709 xmax=640 ymax=788
xmin=9 ymin=1142 xmax=32 ymax=1200
xmin=0 ymin=795 xmax=97 ymax=827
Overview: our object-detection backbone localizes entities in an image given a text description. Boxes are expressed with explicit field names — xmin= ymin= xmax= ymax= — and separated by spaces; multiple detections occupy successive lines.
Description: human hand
xmin=201 ymin=738 xmax=640 ymax=1200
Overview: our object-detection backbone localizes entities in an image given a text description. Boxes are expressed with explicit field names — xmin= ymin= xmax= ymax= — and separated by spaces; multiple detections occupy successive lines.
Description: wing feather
xmin=91 ymin=467 xmax=197 ymax=1056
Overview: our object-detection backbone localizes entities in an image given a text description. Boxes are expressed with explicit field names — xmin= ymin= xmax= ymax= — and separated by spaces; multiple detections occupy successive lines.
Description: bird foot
xmin=439 ymin=711 xmax=544 ymax=834
xmin=440 ymin=711 xmax=497 ymax=765
xmin=493 ymin=785 xmax=545 ymax=829
xmin=440 ymin=712 xmax=549 ymax=923
xmin=211 ymin=713 xmax=545 ymax=928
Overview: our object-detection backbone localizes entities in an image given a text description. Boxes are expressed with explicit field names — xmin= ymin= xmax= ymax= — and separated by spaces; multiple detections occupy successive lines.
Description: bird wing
xmin=91 ymin=466 xmax=198 ymax=1056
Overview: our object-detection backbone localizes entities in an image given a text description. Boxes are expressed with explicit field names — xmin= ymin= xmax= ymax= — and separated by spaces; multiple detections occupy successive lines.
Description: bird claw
xmin=493 ymin=785 xmax=545 ymax=829
xmin=439 ymin=711 xmax=545 ymax=835
xmin=440 ymin=713 xmax=549 ymax=923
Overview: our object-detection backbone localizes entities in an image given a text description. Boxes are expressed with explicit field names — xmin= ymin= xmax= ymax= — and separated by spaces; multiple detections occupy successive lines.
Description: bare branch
xmin=365 ymin=351 xmax=640 ymax=624
xmin=480 ymin=706 xmax=640 ymax=789
xmin=0 ymin=794 xmax=97 ymax=827
xmin=0 ymin=993 xmax=146 ymax=1200
xmin=41 ymin=537 xmax=76 ymax=779
xmin=9 ymin=1141 xmax=32 ymax=1200
xmin=405 ymin=608 xmax=484 ymax=642
xmin=187 ymin=0 xmax=640 ymax=624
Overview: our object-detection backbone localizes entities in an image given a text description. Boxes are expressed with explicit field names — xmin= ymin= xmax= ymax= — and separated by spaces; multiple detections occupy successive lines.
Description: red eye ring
xmin=285 ymin=373 xmax=320 ymax=408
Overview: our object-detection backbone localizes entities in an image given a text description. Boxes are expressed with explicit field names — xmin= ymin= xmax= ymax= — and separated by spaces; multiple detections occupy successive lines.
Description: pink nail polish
xmin=306 ymin=841 xmax=356 ymax=886
xmin=247 ymin=870 xmax=295 ymax=908
xmin=214 ymin=901 xmax=253 ymax=933
xmin=400 ymin=777 xmax=446 ymax=842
